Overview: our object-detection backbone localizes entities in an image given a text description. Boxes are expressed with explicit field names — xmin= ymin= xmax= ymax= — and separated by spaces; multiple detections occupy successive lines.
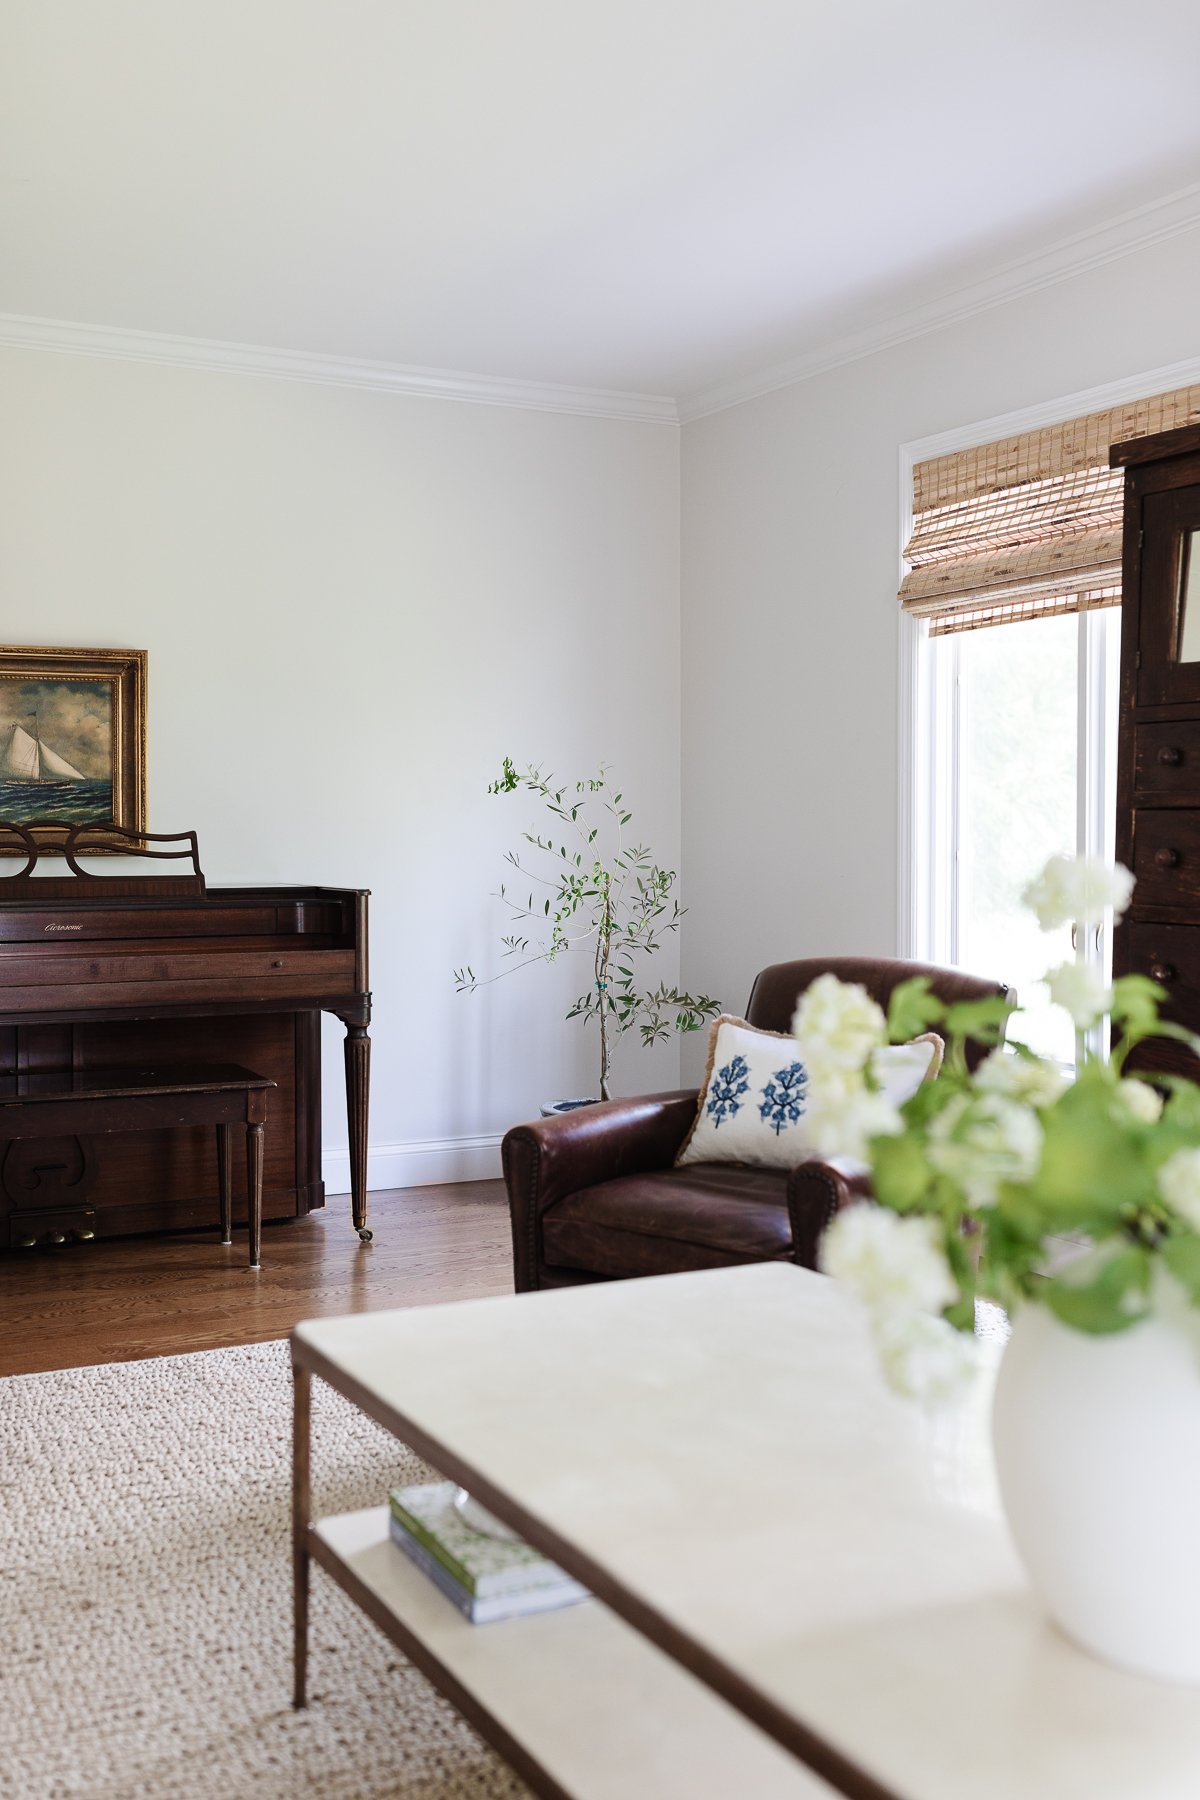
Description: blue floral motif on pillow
xmin=706 ymin=1054 xmax=751 ymax=1128
xmin=759 ymin=1062 xmax=808 ymax=1135
xmin=679 ymin=1017 xmax=940 ymax=1170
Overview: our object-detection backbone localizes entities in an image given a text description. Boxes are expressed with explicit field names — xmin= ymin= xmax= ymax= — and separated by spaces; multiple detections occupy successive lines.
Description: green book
xmin=387 ymin=1481 xmax=587 ymax=1603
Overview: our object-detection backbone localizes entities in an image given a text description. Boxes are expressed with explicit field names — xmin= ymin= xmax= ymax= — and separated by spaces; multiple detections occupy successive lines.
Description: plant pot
xmin=992 ymin=1301 xmax=1200 ymax=1684
xmin=539 ymin=1098 xmax=599 ymax=1118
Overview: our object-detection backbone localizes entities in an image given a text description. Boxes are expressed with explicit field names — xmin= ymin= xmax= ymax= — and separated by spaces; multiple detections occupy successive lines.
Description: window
xmin=915 ymin=608 xmax=1119 ymax=1064
xmin=901 ymin=383 xmax=1200 ymax=1067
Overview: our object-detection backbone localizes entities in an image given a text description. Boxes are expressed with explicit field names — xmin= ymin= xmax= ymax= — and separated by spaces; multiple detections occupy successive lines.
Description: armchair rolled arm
xmin=502 ymin=1090 xmax=699 ymax=1291
xmin=786 ymin=1158 xmax=875 ymax=1270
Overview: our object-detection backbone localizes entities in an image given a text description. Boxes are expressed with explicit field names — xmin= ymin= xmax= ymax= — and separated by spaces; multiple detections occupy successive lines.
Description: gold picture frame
xmin=0 ymin=645 xmax=147 ymax=855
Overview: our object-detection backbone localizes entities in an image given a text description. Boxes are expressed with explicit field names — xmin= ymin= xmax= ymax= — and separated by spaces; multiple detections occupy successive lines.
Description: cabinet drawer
xmin=1134 ymin=722 xmax=1200 ymax=804
xmin=1121 ymin=924 xmax=1200 ymax=1016
xmin=1130 ymin=811 xmax=1200 ymax=912
xmin=1118 ymin=924 xmax=1200 ymax=1079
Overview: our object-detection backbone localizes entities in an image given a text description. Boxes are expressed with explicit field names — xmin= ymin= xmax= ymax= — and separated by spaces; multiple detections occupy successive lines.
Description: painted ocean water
xmin=0 ymin=778 xmax=114 ymax=827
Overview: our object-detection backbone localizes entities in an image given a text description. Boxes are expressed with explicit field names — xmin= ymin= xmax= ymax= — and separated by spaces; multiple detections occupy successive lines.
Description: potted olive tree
xmin=455 ymin=758 xmax=720 ymax=1106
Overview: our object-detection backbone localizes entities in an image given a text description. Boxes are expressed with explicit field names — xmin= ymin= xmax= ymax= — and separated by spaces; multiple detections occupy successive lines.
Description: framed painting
xmin=0 ymin=646 xmax=147 ymax=854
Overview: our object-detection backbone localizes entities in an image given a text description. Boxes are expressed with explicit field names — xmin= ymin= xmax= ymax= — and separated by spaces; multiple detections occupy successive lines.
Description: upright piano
xmin=0 ymin=847 xmax=370 ymax=1251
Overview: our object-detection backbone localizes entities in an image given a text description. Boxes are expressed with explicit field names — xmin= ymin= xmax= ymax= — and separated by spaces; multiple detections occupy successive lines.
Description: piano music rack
xmin=0 ymin=822 xmax=206 ymax=899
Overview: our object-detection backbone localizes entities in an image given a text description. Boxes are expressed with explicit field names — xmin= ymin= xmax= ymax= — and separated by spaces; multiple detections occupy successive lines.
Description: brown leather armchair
xmin=501 ymin=956 xmax=1008 ymax=1292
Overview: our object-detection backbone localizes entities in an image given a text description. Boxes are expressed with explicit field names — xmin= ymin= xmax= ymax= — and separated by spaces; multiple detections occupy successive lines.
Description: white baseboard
xmin=322 ymin=1133 xmax=504 ymax=1194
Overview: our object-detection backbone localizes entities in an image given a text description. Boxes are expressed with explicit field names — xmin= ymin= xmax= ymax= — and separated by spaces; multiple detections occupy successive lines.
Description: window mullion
xmin=1080 ymin=609 xmax=1117 ymax=1060
xmin=949 ymin=635 xmax=963 ymax=969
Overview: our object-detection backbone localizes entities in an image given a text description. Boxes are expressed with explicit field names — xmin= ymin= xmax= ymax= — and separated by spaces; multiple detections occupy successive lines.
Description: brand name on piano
xmin=44 ymin=923 xmax=83 ymax=932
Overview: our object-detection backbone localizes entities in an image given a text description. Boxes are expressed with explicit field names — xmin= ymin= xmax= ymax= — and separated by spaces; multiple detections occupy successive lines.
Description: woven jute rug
xmin=0 ymin=1340 xmax=531 ymax=1800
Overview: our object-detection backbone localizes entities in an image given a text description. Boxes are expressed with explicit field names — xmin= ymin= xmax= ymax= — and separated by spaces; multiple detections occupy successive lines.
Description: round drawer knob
xmin=1159 ymin=745 xmax=1185 ymax=767
xmin=1150 ymin=961 xmax=1177 ymax=984
xmin=1155 ymin=847 xmax=1181 ymax=869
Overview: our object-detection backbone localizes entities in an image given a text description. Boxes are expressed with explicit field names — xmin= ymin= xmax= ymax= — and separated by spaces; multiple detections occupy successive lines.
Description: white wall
xmin=679 ymin=228 xmax=1200 ymax=1078
xmin=0 ymin=347 xmax=682 ymax=1185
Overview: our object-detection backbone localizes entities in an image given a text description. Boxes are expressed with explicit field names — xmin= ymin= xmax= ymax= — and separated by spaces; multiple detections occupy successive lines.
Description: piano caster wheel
xmin=357 ymin=1227 xmax=373 ymax=1243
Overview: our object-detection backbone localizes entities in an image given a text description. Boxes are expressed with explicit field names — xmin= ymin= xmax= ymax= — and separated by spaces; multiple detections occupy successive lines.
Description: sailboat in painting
xmin=0 ymin=712 xmax=106 ymax=827
xmin=1 ymin=719 xmax=85 ymax=781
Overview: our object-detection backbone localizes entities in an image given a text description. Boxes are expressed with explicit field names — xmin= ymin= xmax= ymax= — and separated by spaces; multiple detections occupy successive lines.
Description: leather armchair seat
xmin=502 ymin=956 xmax=1008 ymax=1292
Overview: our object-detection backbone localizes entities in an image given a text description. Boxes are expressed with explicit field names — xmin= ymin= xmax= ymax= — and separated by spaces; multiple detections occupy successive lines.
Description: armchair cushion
xmin=541 ymin=1163 xmax=796 ymax=1279
xmin=676 ymin=1014 xmax=942 ymax=1171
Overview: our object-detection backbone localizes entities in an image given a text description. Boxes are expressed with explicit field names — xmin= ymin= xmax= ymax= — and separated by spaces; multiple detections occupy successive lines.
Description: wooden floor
xmin=0 ymin=1181 xmax=515 ymax=1377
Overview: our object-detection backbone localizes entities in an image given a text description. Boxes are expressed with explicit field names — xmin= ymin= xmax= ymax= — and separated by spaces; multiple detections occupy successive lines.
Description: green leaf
xmin=943 ymin=1224 xmax=978 ymax=1324
xmin=1161 ymin=1076 xmax=1200 ymax=1132
xmin=1109 ymin=973 xmax=1167 ymax=1034
xmin=942 ymin=995 xmax=1017 ymax=1046
xmin=886 ymin=977 xmax=946 ymax=1043
xmin=1023 ymin=1082 xmax=1153 ymax=1232
xmin=869 ymin=1131 xmax=935 ymax=1213
xmin=981 ymin=1206 xmax=1044 ymax=1302
xmin=1162 ymin=1232 xmax=1200 ymax=1305
xmin=1043 ymin=1246 xmax=1152 ymax=1335
xmin=486 ymin=755 xmax=520 ymax=795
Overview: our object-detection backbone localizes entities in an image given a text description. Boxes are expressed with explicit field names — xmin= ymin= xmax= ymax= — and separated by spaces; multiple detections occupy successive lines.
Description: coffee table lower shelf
xmin=307 ymin=1508 xmax=829 ymax=1800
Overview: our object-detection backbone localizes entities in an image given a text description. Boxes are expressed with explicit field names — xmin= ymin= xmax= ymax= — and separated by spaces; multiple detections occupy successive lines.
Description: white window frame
xmin=898 ymin=356 xmax=1200 ymax=978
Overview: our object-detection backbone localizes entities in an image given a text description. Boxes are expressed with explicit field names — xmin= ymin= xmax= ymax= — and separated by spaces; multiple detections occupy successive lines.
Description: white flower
xmin=927 ymin=1093 xmax=1042 ymax=1209
xmin=974 ymin=1046 xmax=1068 ymax=1109
xmin=820 ymin=1205 xmax=957 ymax=1315
xmin=1157 ymin=1147 xmax=1200 ymax=1230
xmin=1045 ymin=960 xmax=1112 ymax=1031
xmin=805 ymin=1083 xmax=904 ymax=1162
xmin=1021 ymin=854 xmax=1134 ymax=933
xmin=871 ymin=1305 xmax=980 ymax=1406
xmin=792 ymin=975 xmax=886 ymax=1079
xmin=1113 ymin=1079 xmax=1164 ymax=1125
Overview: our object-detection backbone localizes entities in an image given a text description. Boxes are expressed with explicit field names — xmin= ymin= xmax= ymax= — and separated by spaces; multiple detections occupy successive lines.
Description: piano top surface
xmin=0 ymin=883 xmax=368 ymax=908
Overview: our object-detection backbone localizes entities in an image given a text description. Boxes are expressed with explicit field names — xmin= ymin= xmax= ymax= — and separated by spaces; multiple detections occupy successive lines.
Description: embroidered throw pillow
xmin=676 ymin=1014 xmax=942 ymax=1171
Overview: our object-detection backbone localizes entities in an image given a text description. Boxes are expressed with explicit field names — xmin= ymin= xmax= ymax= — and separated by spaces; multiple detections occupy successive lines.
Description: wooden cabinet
xmin=1113 ymin=424 xmax=1200 ymax=1073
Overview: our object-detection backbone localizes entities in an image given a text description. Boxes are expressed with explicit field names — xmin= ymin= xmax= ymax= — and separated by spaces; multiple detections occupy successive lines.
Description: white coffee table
xmin=291 ymin=1263 xmax=1200 ymax=1800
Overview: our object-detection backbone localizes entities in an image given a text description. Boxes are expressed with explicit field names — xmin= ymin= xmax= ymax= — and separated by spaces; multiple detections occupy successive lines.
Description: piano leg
xmin=246 ymin=1120 xmax=264 ymax=1270
xmin=217 ymin=1123 xmax=233 ymax=1245
xmin=344 ymin=1024 xmax=372 ymax=1240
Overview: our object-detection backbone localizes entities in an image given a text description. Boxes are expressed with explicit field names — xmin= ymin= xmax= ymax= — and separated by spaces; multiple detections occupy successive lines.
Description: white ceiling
xmin=4 ymin=0 xmax=1200 ymax=408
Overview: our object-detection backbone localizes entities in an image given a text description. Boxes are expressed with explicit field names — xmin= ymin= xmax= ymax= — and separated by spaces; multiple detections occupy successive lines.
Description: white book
xmin=387 ymin=1482 xmax=591 ymax=1624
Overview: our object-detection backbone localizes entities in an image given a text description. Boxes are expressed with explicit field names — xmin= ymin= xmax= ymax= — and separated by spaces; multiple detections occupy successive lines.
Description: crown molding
xmin=8 ymin=178 xmax=1200 ymax=428
xmin=679 ymin=181 xmax=1200 ymax=424
xmin=0 ymin=312 xmax=679 ymax=425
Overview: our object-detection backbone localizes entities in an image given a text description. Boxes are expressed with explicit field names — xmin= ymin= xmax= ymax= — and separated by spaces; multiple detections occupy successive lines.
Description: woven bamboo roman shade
xmin=901 ymin=385 xmax=1200 ymax=635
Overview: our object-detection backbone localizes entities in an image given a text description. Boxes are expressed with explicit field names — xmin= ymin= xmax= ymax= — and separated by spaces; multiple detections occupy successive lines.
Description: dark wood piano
xmin=0 ymin=824 xmax=370 ymax=1252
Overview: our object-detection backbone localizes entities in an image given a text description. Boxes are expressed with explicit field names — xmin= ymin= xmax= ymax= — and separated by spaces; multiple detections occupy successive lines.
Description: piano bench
xmin=0 ymin=1064 xmax=277 ymax=1268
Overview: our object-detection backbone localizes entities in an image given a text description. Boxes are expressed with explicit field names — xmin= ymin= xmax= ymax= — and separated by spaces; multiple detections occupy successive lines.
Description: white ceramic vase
xmin=992 ymin=1301 xmax=1200 ymax=1684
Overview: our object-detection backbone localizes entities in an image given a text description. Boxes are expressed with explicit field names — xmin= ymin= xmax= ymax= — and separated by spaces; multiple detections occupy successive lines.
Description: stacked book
xmin=387 ymin=1481 xmax=591 ymax=1624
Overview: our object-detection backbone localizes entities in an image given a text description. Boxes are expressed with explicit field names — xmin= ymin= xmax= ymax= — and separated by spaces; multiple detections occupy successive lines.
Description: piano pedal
xmin=15 ymin=1228 xmax=94 ymax=1248
xmin=8 ymin=1209 xmax=97 ymax=1251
